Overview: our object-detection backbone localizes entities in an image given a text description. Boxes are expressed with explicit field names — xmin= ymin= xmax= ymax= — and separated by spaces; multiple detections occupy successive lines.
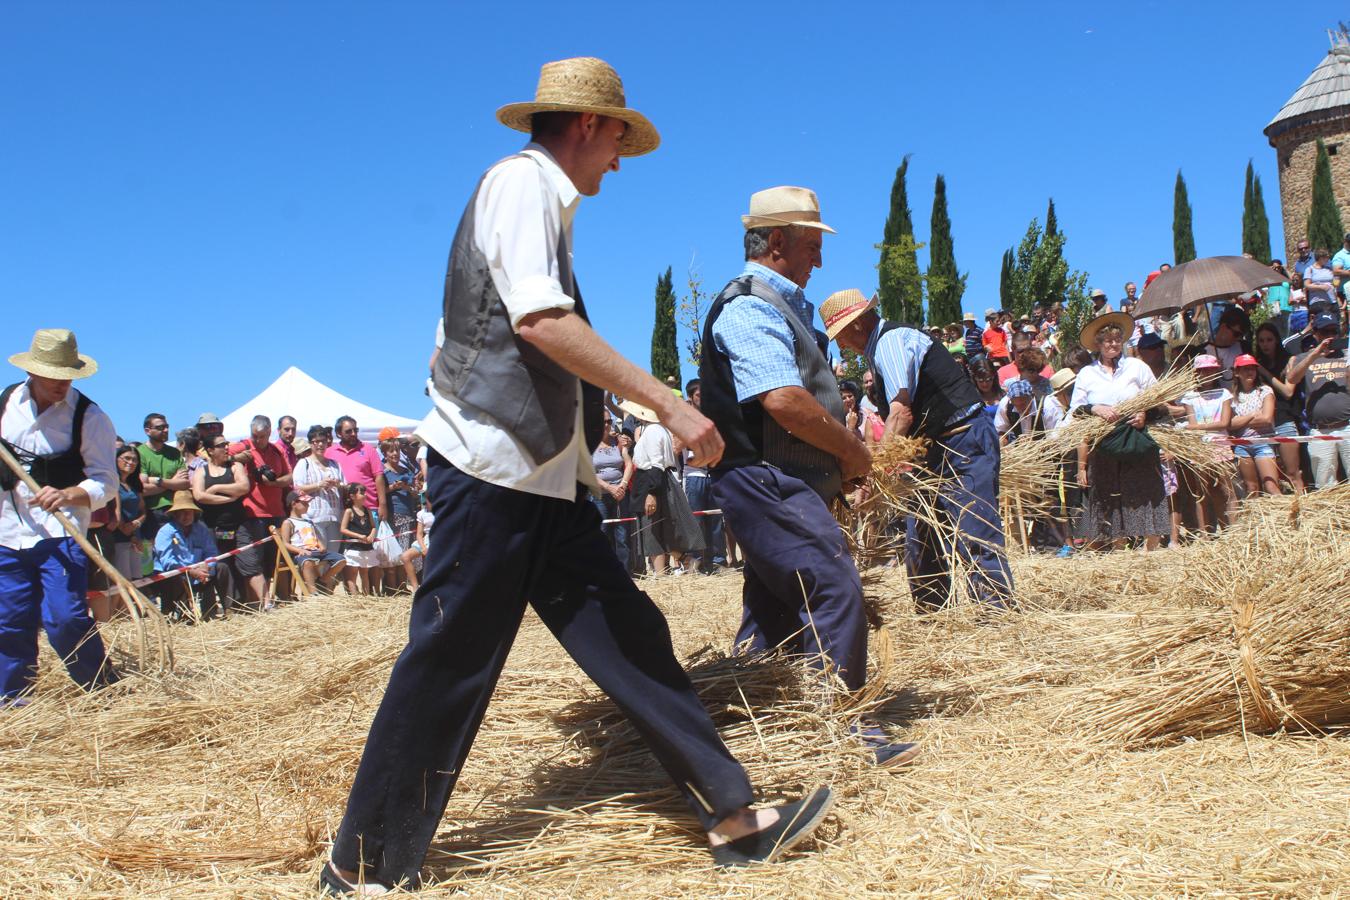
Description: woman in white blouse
xmin=624 ymin=401 xmax=703 ymax=576
xmin=291 ymin=425 xmax=346 ymax=549
xmin=1068 ymin=313 xmax=1168 ymax=550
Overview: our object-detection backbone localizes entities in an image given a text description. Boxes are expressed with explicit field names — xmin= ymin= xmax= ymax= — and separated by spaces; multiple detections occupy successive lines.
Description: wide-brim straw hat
xmin=496 ymin=57 xmax=660 ymax=157
xmin=167 ymin=491 xmax=201 ymax=515
xmin=741 ymin=186 xmax=836 ymax=233
xmin=820 ymin=288 xmax=878 ymax=341
xmin=1049 ymin=368 xmax=1077 ymax=393
xmin=1079 ymin=312 xmax=1135 ymax=348
xmin=618 ymin=399 xmax=660 ymax=424
xmin=9 ymin=329 xmax=97 ymax=380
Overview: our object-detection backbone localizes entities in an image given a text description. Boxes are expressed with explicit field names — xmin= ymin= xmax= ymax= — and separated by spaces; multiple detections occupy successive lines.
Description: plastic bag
xmin=374 ymin=519 xmax=404 ymax=568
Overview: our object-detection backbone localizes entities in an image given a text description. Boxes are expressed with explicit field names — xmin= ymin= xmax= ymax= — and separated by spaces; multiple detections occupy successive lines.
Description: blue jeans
xmin=682 ymin=475 xmax=724 ymax=569
xmin=590 ymin=491 xmax=629 ymax=570
xmin=0 ymin=537 xmax=117 ymax=698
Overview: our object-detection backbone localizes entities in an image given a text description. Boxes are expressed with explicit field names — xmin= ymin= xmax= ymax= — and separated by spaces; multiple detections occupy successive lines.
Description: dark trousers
xmin=150 ymin=566 xmax=233 ymax=620
xmin=905 ymin=416 xmax=1014 ymax=609
xmin=0 ymin=537 xmax=116 ymax=699
xmin=331 ymin=454 xmax=753 ymax=887
xmin=683 ymin=475 xmax=725 ymax=570
xmin=590 ymin=491 xmax=630 ymax=570
xmin=711 ymin=465 xmax=867 ymax=691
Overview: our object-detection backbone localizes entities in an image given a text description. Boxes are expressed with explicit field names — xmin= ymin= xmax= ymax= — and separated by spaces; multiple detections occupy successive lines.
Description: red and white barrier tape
xmin=86 ymin=534 xmax=274 ymax=601
xmin=602 ymin=508 xmax=722 ymax=525
xmin=1188 ymin=430 xmax=1350 ymax=447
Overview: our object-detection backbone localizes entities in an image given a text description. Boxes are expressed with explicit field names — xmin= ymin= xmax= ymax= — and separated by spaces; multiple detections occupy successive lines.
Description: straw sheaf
xmin=496 ymin=57 xmax=660 ymax=157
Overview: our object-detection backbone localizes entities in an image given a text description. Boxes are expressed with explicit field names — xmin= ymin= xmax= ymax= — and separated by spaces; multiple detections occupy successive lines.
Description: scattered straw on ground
xmin=5 ymin=490 xmax=1350 ymax=897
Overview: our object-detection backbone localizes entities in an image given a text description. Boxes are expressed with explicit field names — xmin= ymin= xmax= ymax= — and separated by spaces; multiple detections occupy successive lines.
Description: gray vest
xmin=747 ymin=280 xmax=847 ymax=500
xmin=432 ymin=153 xmax=602 ymax=465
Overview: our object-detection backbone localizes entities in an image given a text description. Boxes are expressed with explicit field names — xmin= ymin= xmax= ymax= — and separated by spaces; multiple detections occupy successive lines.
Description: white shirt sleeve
xmin=993 ymin=397 xmax=1013 ymax=435
xmin=78 ymin=403 xmax=118 ymax=510
xmin=475 ymin=157 xmax=576 ymax=331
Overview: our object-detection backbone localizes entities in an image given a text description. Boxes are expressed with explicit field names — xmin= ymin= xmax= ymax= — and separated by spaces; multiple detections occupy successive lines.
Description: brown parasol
xmin=1132 ymin=255 xmax=1283 ymax=318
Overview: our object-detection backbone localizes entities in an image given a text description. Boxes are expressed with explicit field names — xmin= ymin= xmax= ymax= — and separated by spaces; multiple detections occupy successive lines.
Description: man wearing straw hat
xmin=323 ymin=58 xmax=834 ymax=896
xmin=823 ymin=290 xmax=1013 ymax=611
xmin=0 ymin=329 xmax=119 ymax=704
xmin=699 ymin=192 xmax=923 ymax=767
xmin=149 ymin=490 xmax=230 ymax=621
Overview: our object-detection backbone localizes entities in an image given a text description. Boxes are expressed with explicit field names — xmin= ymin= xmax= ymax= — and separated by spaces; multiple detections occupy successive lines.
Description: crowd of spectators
xmin=87 ymin=412 xmax=431 ymax=619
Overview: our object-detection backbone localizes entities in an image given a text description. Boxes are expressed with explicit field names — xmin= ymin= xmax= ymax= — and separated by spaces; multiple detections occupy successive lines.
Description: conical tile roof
xmin=1265 ymin=43 xmax=1350 ymax=141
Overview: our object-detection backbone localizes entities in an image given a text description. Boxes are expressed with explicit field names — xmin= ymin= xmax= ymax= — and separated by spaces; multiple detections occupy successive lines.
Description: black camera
xmin=256 ymin=464 xmax=278 ymax=483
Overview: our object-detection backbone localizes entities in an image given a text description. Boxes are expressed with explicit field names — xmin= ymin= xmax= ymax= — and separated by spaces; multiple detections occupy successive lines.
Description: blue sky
xmin=1 ymin=2 xmax=1336 ymax=436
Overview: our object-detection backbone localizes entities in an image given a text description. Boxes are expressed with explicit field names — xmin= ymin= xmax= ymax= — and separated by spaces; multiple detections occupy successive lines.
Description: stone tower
xmin=1264 ymin=30 xmax=1350 ymax=261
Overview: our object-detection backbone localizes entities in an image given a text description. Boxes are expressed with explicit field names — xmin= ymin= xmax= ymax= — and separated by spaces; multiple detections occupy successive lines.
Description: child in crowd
xmin=338 ymin=483 xmax=378 ymax=595
xmin=1228 ymin=354 xmax=1281 ymax=497
xmin=398 ymin=495 xmax=435 ymax=592
xmin=1177 ymin=355 xmax=1235 ymax=533
xmin=280 ymin=490 xmax=346 ymax=593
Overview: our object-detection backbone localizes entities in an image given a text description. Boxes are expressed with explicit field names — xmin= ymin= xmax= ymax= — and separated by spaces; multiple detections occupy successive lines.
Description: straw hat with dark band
xmin=820 ymin=289 xmax=878 ymax=341
xmin=1079 ymin=312 xmax=1135 ymax=348
xmin=496 ymin=57 xmax=660 ymax=157
xmin=742 ymin=186 xmax=837 ymax=233
xmin=9 ymin=329 xmax=98 ymax=380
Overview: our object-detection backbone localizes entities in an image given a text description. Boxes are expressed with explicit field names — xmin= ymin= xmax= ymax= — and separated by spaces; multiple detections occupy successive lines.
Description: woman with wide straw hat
xmin=1067 ymin=313 xmax=1169 ymax=550
xmin=0 ymin=329 xmax=119 ymax=702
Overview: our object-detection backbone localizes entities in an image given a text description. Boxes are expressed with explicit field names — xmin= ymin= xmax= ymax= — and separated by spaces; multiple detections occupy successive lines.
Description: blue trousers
xmin=711 ymin=465 xmax=867 ymax=691
xmin=0 ymin=537 xmax=116 ymax=699
xmin=905 ymin=416 xmax=1014 ymax=610
xmin=332 ymin=454 xmax=753 ymax=886
xmin=683 ymin=475 xmax=725 ymax=569
xmin=590 ymin=491 xmax=630 ymax=570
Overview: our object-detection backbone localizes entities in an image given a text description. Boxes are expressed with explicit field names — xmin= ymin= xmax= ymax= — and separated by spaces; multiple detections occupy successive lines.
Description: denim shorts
xmin=1233 ymin=441 xmax=1275 ymax=459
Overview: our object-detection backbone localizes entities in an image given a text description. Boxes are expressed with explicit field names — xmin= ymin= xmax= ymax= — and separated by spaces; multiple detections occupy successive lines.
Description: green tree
xmin=998 ymin=247 xmax=1015 ymax=311
xmin=838 ymin=347 xmax=868 ymax=382
xmin=1306 ymin=138 xmax=1345 ymax=253
xmin=1006 ymin=213 xmax=1090 ymax=323
xmin=925 ymin=174 xmax=966 ymax=327
xmin=675 ymin=261 xmax=710 ymax=366
xmin=650 ymin=266 xmax=679 ymax=382
xmin=1242 ymin=161 xmax=1257 ymax=258
xmin=1042 ymin=198 xmax=1067 ymax=301
xmin=1251 ymin=174 xmax=1272 ymax=264
xmin=1173 ymin=170 xmax=1196 ymax=265
xmin=877 ymin=155 xmax=923 ymax=324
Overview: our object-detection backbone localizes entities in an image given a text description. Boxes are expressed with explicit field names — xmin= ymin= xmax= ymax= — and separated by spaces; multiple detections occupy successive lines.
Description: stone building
xmin=1264 ymin=34 xmax=1350 ymax=261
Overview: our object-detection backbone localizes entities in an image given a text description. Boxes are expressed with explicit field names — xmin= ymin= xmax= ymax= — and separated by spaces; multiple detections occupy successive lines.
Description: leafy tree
xmin=650 ymin=266 xmax=679 ymax=381
xmin=877 ymin=155 xmax=923 ymax=324
xmin=925 ymin=174 xmax=966 ymax=327
xmin=1042 ymin=198 xmax=1067 ymax=301
xmin=998 ymin=247 xmax=1015 ymax=311
xmin=837 ymin=347 xmax=868 ymax=382
xmin=1006 ymin=212 xmax=1089 ymax=324
xmin=1250 ymin=173 xmax=1272 ymax=264
xmin=1173 ymin=170 xmax=1196 ymax=265
xmin=1306 ymin=138 xmax=1345 ymax=254
xmin=675 ymin=260 xmax=710 ymax=366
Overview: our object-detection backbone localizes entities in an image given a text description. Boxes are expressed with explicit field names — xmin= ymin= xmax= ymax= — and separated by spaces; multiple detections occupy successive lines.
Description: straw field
xmin=6 ymin=489 xmax=1350 ymax=897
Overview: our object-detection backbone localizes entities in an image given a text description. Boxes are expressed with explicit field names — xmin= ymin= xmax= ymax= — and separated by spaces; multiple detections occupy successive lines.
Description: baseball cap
xmin=1233 ymin=354 xmax=1259 ymax=368
xmin=1313 ymin=314 xmax=1340 ymax=331
xmin=1137 ymin=333 xmax=1165 ymax=351
xmin=1193 ymin=354 xmax=1221 ymax=370
xmin=285 ymin=490 xmax=307 ymax=506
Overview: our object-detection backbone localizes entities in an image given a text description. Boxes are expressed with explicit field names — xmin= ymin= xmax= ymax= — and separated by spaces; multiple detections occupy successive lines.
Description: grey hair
xmin=250 ymin=415 xmax=271 ymax=433
xmin=744 ymin=225 xmax=806 ymax=261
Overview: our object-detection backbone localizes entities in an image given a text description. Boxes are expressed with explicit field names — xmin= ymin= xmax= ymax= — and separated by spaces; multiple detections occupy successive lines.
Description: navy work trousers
xmin=331 ymin=453 xmax=754 ymax=887
xmin=0 ymin=537 xmax=116 ymax=699
xmin=904 ymin=416 xmax=1014 ymax=609
xmin=711 ymin=465 xmax=867 ymax=690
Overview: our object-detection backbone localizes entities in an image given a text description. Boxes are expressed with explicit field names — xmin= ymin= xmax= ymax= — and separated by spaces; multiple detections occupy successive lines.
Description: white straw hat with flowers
xmin=10 ymin=329 xmax=98 ymax=380
xmin=496 ymin=57 xmax=660 ymax=157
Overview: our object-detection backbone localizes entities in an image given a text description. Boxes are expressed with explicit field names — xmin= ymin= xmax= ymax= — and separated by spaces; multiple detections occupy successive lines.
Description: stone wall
xmin=1272 ymin=117 xmax=1350 ymax=261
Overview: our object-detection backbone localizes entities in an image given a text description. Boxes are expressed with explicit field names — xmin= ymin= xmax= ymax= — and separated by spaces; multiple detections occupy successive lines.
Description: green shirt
xmin=137 ymin=443 xmax=185 ymax=510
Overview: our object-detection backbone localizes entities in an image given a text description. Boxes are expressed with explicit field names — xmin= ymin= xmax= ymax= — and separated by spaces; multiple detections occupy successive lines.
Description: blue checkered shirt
xmin=711 ymin=263 xmax=824 ymax=402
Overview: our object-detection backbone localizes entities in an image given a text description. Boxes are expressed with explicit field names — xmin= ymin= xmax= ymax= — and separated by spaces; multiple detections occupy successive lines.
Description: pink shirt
xmin=326 ymin=441 xmax=383 ymax=509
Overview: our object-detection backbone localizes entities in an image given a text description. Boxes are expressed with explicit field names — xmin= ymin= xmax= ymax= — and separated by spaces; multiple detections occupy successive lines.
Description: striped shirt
xmin=711 ymin=263 xmax=825 ymax=402
xmin=866 ymin=318 xmax=980 ymax=425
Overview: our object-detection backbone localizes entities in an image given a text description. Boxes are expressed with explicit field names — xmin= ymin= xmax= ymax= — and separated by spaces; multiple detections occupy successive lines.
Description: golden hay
xmin=3 ymin=491 xmax=1350 ymax=897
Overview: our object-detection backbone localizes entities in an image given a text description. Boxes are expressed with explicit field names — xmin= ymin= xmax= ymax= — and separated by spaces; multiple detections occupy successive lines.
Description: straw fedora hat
xmin=741 ymin=186 xmax=836 ymax=233
xmin=167 ymin=491 xmax=202 ymax=515
xmin=1078 ymin=311 xmax=1135 ymax=348
xmin=820 ymin=289 xmax=878 ymax=341
xmin=1049 ymin=368 xmax=1077 ymax=393
xmin=496 ymin=57 xmax=660 ymax=157
xmin=9 ymin=329 xmax=97 ymax=380
xmin=618 ymin=399 xmax=660 ymax=425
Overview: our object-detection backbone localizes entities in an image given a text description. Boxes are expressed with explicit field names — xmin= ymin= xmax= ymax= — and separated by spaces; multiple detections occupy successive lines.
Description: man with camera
xmin=1286 ymin=313 xmax=1350 ymax=488
xmin=229 ymin=414 xmax=291 ymax=606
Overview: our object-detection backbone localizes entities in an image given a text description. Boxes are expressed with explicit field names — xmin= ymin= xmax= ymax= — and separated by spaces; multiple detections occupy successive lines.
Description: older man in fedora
xmin=0 ymin=329 xmax=119 ymax=704
xmin=823 ymin=289 xmax=1013 ymax=611
xmin=698 ymin=190 xmax=919 ymax=768
xmin=323 ymin=59 xmax=833 ymax=896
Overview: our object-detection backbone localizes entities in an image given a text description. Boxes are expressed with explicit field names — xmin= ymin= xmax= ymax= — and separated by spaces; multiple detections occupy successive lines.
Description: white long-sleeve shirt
xmin=1 ymin=380 xmax=117 ymax=550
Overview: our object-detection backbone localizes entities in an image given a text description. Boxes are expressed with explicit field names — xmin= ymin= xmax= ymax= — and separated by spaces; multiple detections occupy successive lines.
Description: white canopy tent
xmin=220 ymin=366 xmax=421 ymax=442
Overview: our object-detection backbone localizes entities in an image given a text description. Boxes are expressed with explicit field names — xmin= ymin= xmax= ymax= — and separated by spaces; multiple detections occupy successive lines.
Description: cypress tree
xmin=1173 ymin=170 xmax=1196 ymax=265
xmin=877 ymin=155 xmax=924 ymax=324
xmin=650 ymin=266 xmax=680 ymax=382
xmin=1242 ymin=161 xmax=1256 ymax=258
xmin=1251 ymin=174 xmax=1272 ymax=264
xmin=1043 ymin=198 xmax=1067 ymax=300
xmin=1044 ymin=197 xmax=1059 ymax=239
xmin=998 ymin=247 xmax=1015 ymax=311
xmin=925 ymin=174 xmax=965 ymax=327
xmin=1306 ymin=138 xmax=1345 ymax=253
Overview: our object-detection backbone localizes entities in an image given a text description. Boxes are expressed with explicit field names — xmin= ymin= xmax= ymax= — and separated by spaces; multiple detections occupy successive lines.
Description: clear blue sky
xmin=1 ymin=2 xmax=1335 ymax=437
